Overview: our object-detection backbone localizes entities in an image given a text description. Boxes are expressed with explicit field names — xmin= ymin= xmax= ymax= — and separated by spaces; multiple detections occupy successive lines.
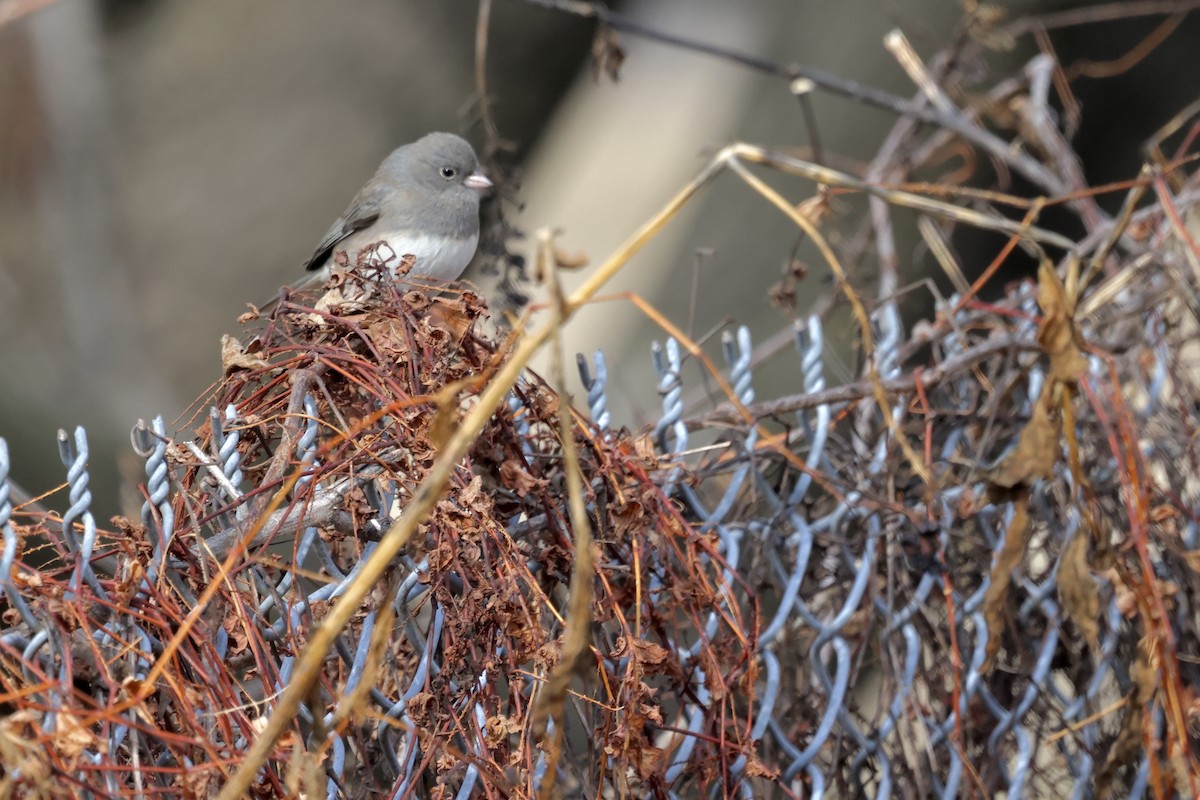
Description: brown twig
xmin=530 ymin=228 xmax=597 ymax=798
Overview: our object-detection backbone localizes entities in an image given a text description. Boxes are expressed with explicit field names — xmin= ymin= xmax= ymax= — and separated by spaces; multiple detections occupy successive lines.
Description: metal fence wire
xmin=4 ymin=42 xmax=1200 ymax=800
xmin=2 ymin=234 xmax=1199 ymax=798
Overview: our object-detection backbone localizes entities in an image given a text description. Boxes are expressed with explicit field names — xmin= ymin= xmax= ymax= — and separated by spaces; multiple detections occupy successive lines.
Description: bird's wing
xmin=302 ymin=190 xmax=383 ymax=272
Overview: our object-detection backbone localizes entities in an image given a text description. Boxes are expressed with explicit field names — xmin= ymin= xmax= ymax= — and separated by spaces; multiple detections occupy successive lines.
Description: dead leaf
xmin=631 ymin=434 xmax=660 ymax=468
xmin=1036 ymin=261 xmax=1088 ymax=383
xmin=393 ymin=253 xmax=416 ymax=278
xmin=406 ymin=691 xmax=435 ymax=727
xmin=500 ymin=459 xmax=547 ymax=495
xmin=982 ymin=488 xmax=1031 ymax=671
xmin=426 ymin=297 xmax=476 ymax=343
xmin=987 ymin=388 xmax=1058 ymax=490
xmin=223 ymin=608 xmax=250 ymax=655
xmin=1057 ymin=530 xmax=1100 ymax=654
xmin=181 ymin=767 xmax=220 ymax=799
xmin=367 ymin=316 xmax=411 ymax=357
xmin=612 ymin=635 xmax=672 ymax=676
xmin=314 ymin=281 xmax=373 ymax=314
xmin=220 ymin=334 xmax=269 ymax=375
xmin=745 ymin=753 xmax=780 ymax=779
xmin=53 ymin=713 xmax=96 ymax=761
xmin=459 ymin=474 xmax=486 ymax=513
xmin=1105 ymin=567 xmax=1138 ymax=618
xmin=484 ymin=715 xmax=523 ymax=748
xmin=611 ymin=497 xmax=648 ymax=541
xmin=635 ymin=744 xmax=665 ymax=779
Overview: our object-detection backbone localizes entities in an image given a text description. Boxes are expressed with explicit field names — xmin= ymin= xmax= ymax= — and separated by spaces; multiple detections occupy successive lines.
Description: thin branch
xmin=522 ymin=0 xmax=1077 ymax=199
xmin=474 ymin=0 xmax=505 ymax=157
xmin=999 ymin=0 xmax=1200 ymax=36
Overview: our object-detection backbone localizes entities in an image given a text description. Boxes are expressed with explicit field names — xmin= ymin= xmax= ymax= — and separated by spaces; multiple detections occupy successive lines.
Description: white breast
xmin=340 ymin=230 xmax=480 ymax=282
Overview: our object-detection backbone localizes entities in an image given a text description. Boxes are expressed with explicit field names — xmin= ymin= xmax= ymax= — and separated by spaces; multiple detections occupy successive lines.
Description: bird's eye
xmin=440 ymin=166 xmax=457 ymax=179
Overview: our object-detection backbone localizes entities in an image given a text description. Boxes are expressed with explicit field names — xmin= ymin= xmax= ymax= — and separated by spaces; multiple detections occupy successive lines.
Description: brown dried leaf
xmin=236 ymin=306 xmax=261 ymax=324
xmin=611 ymin=497 xmax=648 ymax=541
xmin=400 ymin=287 xmax=431 ymax=313
xmin=181 ymin=766 xmax=220 ymax=799
xmin=367 ymin=316 xmax=410 ymax=357
xmin=745 ymin=753 xmax=780 ymax=779
xmin=635 ymin=744 xmax=665 ymax=779
xmin=406 ymin=691 xmax=435 ymax=727
xmin=638 ymin=702 xmax=664 ymax=726
xmin=1037 ymin=261 xmax=1088 ymax=383
xmin=1083 ymin=501 xmax=1115 ymax=571
xmin=426 ymin=297 xmax=476 ymax=343
xmin=632 ymin=433 xmax=660 ymax=467
xmin=499 ymin=459 xmax=547 ymax=495
xmin=101 ymin=556 xmax=143 ymax=612
xmin=393 ymin=253 xmax=416 ymax=278
xmin=53 ymin=713 xmax=96 ymax=761
xmin=314 ymin=281 xmax=374 ymax=314
xmin=436 ymin=751 xmax=459 ymax=773
xmin=428 ymin=541 xmax=454 ymax=571
xmin=484 ymin=714 xmax=523 ymax=748
xmin=0 ymin=710 xmax=49 ymax=785
xmin=1131 ymin=636 xmax=1159 ymax=698
xmin=220 ymin=334 xmax=269 ymax=375
xmin=987 ymin=389 xmax=1058 ymax=490
xmin=982 ymin=489 xmax=1031 ymax=671
xmin=613 ymin=635 xmax=672 ymax=677
xmin=534 ymin=641 xmax=562 ymax=672
xmin=1057 ymin=531 xmax=1100 ymax=654
xmin=702 ymin=647 xmax=728 ymax=701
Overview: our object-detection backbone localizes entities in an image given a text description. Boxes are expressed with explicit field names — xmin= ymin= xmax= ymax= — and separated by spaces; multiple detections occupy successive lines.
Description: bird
xmin=300 ymin=132 xmax=493 ymax=288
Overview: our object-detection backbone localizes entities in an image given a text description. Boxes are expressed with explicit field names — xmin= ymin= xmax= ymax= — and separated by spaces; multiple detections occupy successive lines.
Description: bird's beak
xmin=465 ymin=172 xmax=494 ymax=194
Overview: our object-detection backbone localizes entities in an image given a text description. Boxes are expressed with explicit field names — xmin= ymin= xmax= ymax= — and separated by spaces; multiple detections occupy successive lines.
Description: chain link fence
xmin=3 ymin=9 xmax=1200 ymax=798
xmin=3 ymin=246 xmax=1198 ymax=797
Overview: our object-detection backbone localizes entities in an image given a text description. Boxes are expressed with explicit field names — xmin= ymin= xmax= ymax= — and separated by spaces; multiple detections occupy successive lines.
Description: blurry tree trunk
xmin=27 ymin=0 xmax=158 ymax=419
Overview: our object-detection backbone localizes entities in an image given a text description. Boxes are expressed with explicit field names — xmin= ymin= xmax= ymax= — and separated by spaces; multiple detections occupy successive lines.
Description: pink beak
xmin=465 ymin=172 xmax=493 ymax=194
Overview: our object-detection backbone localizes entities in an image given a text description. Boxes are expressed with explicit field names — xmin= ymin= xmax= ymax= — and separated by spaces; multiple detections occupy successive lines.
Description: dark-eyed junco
xmin=303 ymin=132 xmax=493 ymax=285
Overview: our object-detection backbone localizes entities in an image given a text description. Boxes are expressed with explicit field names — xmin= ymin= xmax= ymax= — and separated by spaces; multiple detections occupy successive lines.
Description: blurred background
xmin=2 ymin=0 xmax=1198 ymax=514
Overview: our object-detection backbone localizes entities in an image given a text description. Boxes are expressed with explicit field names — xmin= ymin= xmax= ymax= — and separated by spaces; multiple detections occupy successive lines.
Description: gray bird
xmin=302 ymin=132 xmax=493 ymax=284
